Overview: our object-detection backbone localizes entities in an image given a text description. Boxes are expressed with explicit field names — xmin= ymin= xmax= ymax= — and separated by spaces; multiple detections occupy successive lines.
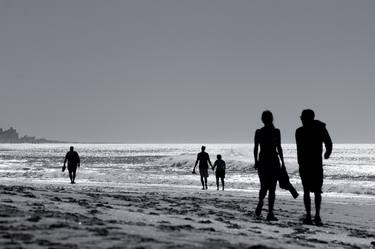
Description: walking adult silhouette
xmin=296 ymin=109 xmax=332 ymax=226
xmin=63 ymin=146 xmax=80 ymax=184
xmin=193 ymin=146 xmax=212 ymax=190
xmin=253 ymin=111 xmax=285 ymax=221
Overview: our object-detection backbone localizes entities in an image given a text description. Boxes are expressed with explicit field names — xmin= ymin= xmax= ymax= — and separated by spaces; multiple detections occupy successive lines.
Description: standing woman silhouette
xmin=253 ymin=110 xmax=284 ymax=221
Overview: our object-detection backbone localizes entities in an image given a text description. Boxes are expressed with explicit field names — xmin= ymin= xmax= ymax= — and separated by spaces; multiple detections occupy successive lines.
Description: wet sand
xmin=0 ymin=182 xmax=374 ymax=249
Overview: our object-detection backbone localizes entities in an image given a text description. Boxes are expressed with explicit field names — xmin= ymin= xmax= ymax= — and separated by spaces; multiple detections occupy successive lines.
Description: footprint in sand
xmin=0 ymin=204 xmax=23 ymax=217
xmin=27 ymin=215 xmax=41 ymax=222
xmin=198 ymin=220 xmax=212 ymax=224
xmin=78 ymin=199 xmax=91 ymax=207
xmin=148 ymin=212 xmax=160 ymax=216
xmin=306 ymin=238 xmax=328 ymax=245
xmin=198 ymin=227 xmax=216 ymax=232
xmin=52 ymin=196 xmax=62 ymax=202
xmin=88 ymin=227 xmax=110 ymax=236
xmin=227 ymin=223 xmax=241 ymax=229
xmin=4 ymin=233 xmax=34 ymax=242
xmin=89 ymin=209 xmax=99 ymax=215
xmin=23 ymin=192 xmax=37 ymax=198
xmin=158 ymin=220 xmax=171 ymax=224
xmin=1 ymin=199 xmax=13 ymax=203
xmin=158 ymin=224 xmax=194 ymax=231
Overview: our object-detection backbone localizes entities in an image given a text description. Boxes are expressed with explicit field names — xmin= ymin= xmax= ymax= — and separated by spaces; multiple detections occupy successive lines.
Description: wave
xmin=153 ymin=154 xmax=256 ymax=173
xmin=1 ymin=143 xmax=375 ymax=197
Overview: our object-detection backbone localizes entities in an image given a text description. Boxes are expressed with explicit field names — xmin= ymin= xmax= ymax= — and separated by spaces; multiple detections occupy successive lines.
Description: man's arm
xmin=295 ymin=129 xmax=302 ymax=165
xmin=193 ymin=155 xmax=199 ymax=173
xmin=253 ymin=130 xmax=259 ymax=169
xmin=77 ymin=153 xmax=80 ymax=167
xmin=63 ymin=153 xmax=68 ymax=166
xmin=322 ymin=127 xmax=333 ymax=159
xmin=207 ymin=155 xmax=212 ymax=167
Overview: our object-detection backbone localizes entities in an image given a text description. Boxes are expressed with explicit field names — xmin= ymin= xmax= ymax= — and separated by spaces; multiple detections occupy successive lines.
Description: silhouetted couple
xmin=254 ymin=109 xmax=332 ymax=225
xmin=62 ymin=146 xmax=80 ymax=184
xmin=193 ymin=146 xmax=226 ymax=190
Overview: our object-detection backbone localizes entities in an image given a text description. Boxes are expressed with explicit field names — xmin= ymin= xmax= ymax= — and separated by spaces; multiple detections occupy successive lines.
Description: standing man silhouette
xmin=296 ymin=109 xmax=332 ymax=226
xmin=63 ymin=146 xmax=81 ymax=184
xmin=193 ymin=146 xmax=212 ymax=190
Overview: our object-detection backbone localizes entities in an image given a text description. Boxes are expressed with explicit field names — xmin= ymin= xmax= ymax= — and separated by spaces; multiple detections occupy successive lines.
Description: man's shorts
xmin=199 ymin=167 xmax=209 ymax=178
xmin=67 ymin=164 xmax=78 ymax=173
xmin=299 ymin=166 xmax=323 ymax=193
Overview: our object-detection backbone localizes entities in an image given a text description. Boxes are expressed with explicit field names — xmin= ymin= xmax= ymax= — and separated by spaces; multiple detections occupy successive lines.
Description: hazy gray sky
xmin=1 ymin=0 xmax=374 ymax=143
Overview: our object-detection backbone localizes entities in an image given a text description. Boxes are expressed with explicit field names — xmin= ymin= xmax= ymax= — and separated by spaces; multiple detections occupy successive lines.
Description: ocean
xmin=0 ymin=143 xmax=374 ymax=197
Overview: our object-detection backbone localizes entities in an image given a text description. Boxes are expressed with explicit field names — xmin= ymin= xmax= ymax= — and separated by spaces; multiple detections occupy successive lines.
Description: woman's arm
xmin=276 ymin=129 xmax=285 ymax=167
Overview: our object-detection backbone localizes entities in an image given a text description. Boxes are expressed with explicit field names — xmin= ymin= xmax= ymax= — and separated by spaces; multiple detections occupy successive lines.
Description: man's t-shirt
xmin=296 ymin=120 xmax=332 ymax=167
xmin=65 ymin=151 xmax=80 ymax=166
xmin=197 ymin=152 xmax=210 ymax=168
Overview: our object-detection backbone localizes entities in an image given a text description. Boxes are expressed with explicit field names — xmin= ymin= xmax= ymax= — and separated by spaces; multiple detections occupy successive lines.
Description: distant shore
xmin=0 ymin=140 xmax=67 ymax=144
xmin=0 ymin=182 xmax=374 ymax=248
xmin=0 ymin=126 xmax=65 ymax=144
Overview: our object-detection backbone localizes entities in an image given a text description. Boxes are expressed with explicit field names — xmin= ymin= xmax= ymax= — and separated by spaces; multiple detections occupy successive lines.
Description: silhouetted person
xmin=212 ymin=154 xmax=226 ymax=191
xmin=253 ymin=111 xmax=285 ymax=221
xmin=63 ymin=146 xmax=80 ymax=184
xmin=296 ymin=109 xmax=332 ymax=226
xmin=193 ymin=146 xmax=212 ymax=190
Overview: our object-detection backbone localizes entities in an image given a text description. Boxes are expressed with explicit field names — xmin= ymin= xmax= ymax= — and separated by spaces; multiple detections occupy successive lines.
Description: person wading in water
xmin=63 ymin=146 xmax=80 ymax=184
xmin=193 ymin=146 xmax=212 ymax=190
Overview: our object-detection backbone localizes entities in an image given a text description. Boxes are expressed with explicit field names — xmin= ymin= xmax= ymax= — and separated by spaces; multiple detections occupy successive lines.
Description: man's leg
xmin=300 ymin=169 xmax=313 ymax=224
xmin=303 ymin=188 xmax=313 ymax=224
xmin=216 ymin=177 xmax=219 ymax=190
xmin=314 ymin=192 xmax=322 ymax=225
xmin=204 ymin=177 xmax=208 ymax=189
xmin=221 ymin=177 xmax=224 ymax=191
xmin=68 ymin=170 xmax=73 ymax=183
xmin=314 ymin=168 xmax=323 ymax=225
xmin=303 ymin=190 xmax=311 ymax=215
xmin=200 ymin=175 xmax=205 ymax=189
xmin=72 ymin=169 xmax=76 ymax=183
xmin=314 ymin=192 xmax=321 ymax=217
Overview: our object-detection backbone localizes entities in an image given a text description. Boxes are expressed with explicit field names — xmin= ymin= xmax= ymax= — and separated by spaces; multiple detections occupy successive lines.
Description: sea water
xmin=0 ymin=144 xmax=374 ymax=197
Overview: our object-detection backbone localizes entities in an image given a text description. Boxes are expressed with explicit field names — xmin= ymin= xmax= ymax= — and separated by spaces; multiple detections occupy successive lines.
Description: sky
xmin=0 ymin=0 xmax=374 ymax=143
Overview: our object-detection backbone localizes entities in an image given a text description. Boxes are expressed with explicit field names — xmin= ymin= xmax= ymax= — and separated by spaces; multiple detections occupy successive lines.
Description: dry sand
xmin=0 ymin=182 xmax=374 ymax=249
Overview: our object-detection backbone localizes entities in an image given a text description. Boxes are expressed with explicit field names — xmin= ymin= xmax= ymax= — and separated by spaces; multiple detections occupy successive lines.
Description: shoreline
xmin=2 ymin=178 xmax=375 ymax=201
xmin=1 ymin=182 xmax=374 ymax=248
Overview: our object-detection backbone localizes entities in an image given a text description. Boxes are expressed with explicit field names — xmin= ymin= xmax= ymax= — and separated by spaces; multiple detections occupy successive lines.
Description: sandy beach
xmin=0 ymin=182 xmax=374 ymax=249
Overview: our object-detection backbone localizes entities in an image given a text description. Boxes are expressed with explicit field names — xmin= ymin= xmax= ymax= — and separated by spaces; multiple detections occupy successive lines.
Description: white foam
xmin=0 ymin=143 xmax=374 ymax=196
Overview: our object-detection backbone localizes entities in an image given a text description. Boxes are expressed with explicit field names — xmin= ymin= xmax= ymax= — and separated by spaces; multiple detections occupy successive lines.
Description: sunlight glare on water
xmin=0 ymin=144 xmax=374 ymax=196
